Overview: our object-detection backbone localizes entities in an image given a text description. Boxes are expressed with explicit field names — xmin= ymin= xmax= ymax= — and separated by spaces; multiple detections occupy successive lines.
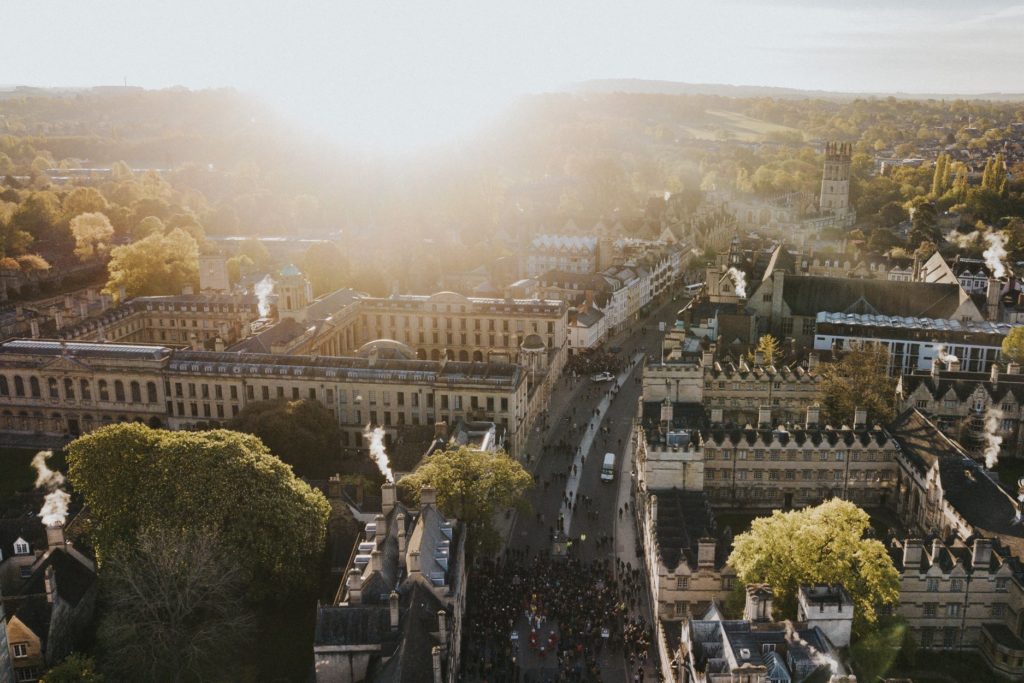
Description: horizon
xmin=3 ymin=1 xmax=1023 ymax=151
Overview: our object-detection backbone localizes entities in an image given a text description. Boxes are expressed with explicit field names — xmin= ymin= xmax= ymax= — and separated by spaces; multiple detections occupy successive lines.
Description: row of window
xmin=923 ymin=577 xmax=1009 ymax=592
xmin=704 ymin=448 xmax=888 ymax=462
xmin=364 ymin=314 xmax=556 ymax=334
xmin=705 ymin=468 xmax=891 ymax=482
xmin=0 ymin=375 xmax=159 ymax=404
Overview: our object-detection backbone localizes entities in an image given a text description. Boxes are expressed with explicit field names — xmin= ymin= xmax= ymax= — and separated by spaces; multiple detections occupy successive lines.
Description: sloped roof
xmin=226 ymin=317 xmax=307 ymax=353
xmin=374 ymin=582 xmax=448 ymax=683
xmin=780 ymin=275 xmax=970 ymax=319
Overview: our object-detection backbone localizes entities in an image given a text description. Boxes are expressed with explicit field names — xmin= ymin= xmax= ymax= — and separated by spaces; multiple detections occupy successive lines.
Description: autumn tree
xmin=105 ymin=227 xmax=199 ymax=298
xmin=728 ymin=499 xmax=900 ymax=634
xmin=70 ymin=212 xmax=115 ymax=261
xmin=229 ymin=399 xmax=344 ymax=478
xmin=62 ymin=186 xmax=108 ymax=217
xmin=40 ymin=654 xmax=104 ymax=683
xmin=398 ymin=446 xmax=532 ymax=557
xmin=96 ymin=528 xmax=254 ymax=682
xmin=749 ymin=333 xmax=781 ymax=365
xmin=131 ymin=215 xmax=165 ymax=241
xmin=818 ymin=343 xmax=897 ymax=425
xmin=1001 ymin=326 xmax=1024 ymax=364
xmin=67 ymin=424 xmax=330 ymax=596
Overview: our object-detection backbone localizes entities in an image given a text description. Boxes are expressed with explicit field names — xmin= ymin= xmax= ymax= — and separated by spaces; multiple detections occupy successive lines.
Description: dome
xmin=521 ymin=333 xmax=546 ymax=351
xmin=355 ymin=339 xmax=415 ymax=360
xmin=279 ymin=263 xmax=302 ymax=277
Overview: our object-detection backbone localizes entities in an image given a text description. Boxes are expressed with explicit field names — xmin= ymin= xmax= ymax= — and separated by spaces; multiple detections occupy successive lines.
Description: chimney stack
xmin=437 ymin=610 xmax=448 ymax=644
xmin=948 ymin=357 xmax=961 ymax=373
xmin=807 ymin=352 xmax=819 ymax=372
xmin=853 ymin=407 xmax=867 ymax=429
xmin=754 ymin=350 xmax=765 ymax=366
xmin=758 ymin=406 xmax=772 ymax=429
xmin=79 ymin=301 xmax=89 ymax=319
xmin=1009 ymin=361 xmax=1021 ymax=375
xmin=697 ymin=538 xmax=716 ymax=569
xmin=30 ymin=319 xmax=40 ymax=338
xmin=389 ymin=591 xmax=400 ymax=630
xmin=434 ymin=420 xmax=448 ymax=441
xmin=743 ymin=584 xmax=774 ymax=623
xmin=701 ymin=350 xmax=714 ymax=367
xmin=710 ymin=408 xmax=723 ymax=424
xmin=46 ymin=523 xmax=65 ymax=553
xmin=931 ymin=358 xmax=940 ymax=378
xmin=903 ymin=539 xmax=923 ymax=569
xmin=397 ymin=513 xmax=408 ymax=557
xmin=327 ymin=474 xmax=341 ymax=499
xmin=214 ymin=336 xmax=225 ymax=352
xmin=190 ymin=334 xmax=201 ymax=351
xmin=806 ymin=404 xmax=820 ymax=429
xmin=987 ymin=277 xmax=1001 ymax=321
xmin=370 ymin=549 xmax=382 ymax=573
xmin=346 ymin=568 xmax=363 ymax=603
xmin=431 ymin=646 xmax=443 ymax=683
xmin=382 ymin=482 xmax=396 ymax=516
xmin=53 ymin=310 xmax=63 ymax=330
xmin=420 ymin=486 xmax=437 ymax=512
xmin=992 ymin=363 xmax=1000 ymax=385
xmin=374 ymin=514 xmax=387 ymax=542
xmin=931 ymin=538 xmax=944 ymax=563
xmin=972 ymin=538 xmax=993 ymax=569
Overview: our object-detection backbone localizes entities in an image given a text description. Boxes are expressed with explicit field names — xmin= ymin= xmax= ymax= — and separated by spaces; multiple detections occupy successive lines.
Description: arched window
xmin=0 ymin=376 xmax=7 ymax=396
xmin=114 ymin=380 xmax=125 ymax=402
xmin=146 ymin=382 xmax=158 ymax=403
xmin=98 ymin=380 xmax=109 ymax=401
xmin=13 ymin=376 xmax=24 ymax=397
xmin=80 ymin=379 xmax=92 ymax=400
xmin=64 ymin=378 xmax=75 ymax=400
xmin=29 ymin=376 xmax=41 ymax=398
xmin=130 ymin=381 xmax=141 ymax=403
xmin=47 ymin=377 xmax=59 ymax=399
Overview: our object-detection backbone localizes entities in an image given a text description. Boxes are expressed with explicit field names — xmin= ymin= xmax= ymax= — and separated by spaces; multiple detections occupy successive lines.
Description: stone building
xmin=314 ymin=483 xmax=466 ymax=682
xmin=899 ymin=360 xmax=1024 ymax=458
xmin=820 ymin=141 xmax=852 ymax=216
xmin=0 ymin=338 xmax=533 ymax=457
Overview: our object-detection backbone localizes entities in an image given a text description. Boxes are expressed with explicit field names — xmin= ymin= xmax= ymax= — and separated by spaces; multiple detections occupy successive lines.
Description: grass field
xmin=677 ymin=109 xmax=804 ymax=142
xmin=0 ymin=447 xmax=65 ymax=498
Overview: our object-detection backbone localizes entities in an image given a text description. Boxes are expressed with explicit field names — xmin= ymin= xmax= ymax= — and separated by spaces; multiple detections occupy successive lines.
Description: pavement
xmin=493 ymin=289 xmax=686 ymax=682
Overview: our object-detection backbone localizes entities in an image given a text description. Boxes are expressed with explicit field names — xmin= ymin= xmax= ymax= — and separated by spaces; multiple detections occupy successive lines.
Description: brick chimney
xmin=420 ymin=486 xmax=437 ymax=512
xmin=437 ymin=609 xmax=447 ymax=644
xmin=345 ymin=568 xmax=363 ymax=604
xmin=991 ymin=363 xmax=1000 ymax=386
xmin=327 ymin=474 xmax=342 ymax=499
xmin=382 ymin=482 xmax=396 ymax=516
xmin=987 ymin=277 xmax=1001 ymax=321
xmin=972 ymin=538 xmax=993 ymax=569
xmin=434 ymin=421 xmax=448 ymax=441
xmin=431 ymin=646 xmax=443 ymax=683
xmin=947 ymin=357 xmax=961 ymax=373
xmin=389 ymin=591 xmax=400 ymax=630
xmin=903 ymin=539 xmax=923 ymax=569
xmin=697 ymin=538 xmax=716 ymax=569
xmin=370 ymin=549 xmax=382 ymax=573
xmin=758 ymin=406 xmax=772 ymax=429
xmin=806 ymin=404 xmax=820 ymax=429
xmin=374 ymin=514 xmax=387 ymax=542
xmin=46 ymin=523 xmax=65 ymax=553
xmin=214 ymin=336 xmax=225 ymax=352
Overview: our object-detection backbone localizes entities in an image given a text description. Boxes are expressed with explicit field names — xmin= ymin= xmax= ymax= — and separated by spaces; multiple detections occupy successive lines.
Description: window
xmin=13 ymin=539 xmax=29 ymax=555
xmin=12 ymin=643 xmax=28 ymax=658
xmin=98 ymin=380 xmax=109 ymax=401
xmin=781 ymin=317 xmax=794 ymax=335
xmin=950 ymin=578 xmax=963 ymax=592
xmin=47 ymin=377 xmax=58 ymax=399
xmin=926 ymin=578 xmax=939 ymax=592
xmin=996 ymin=578 xmax=1009 ymax=592
xmin=676 ymin=576 xmax=689 ymax=590
xmin=920 ymin=628 xmax=934 ymax=647
xmin=943 ymin=627 xmax=957 ymax=647
xmin=924 ymin=603 xmax=937 ymax=617
xmin=946 ymin=603 xmax=960 ymax=617
xmin=993 ymin=603 xmax=1006 ymax=618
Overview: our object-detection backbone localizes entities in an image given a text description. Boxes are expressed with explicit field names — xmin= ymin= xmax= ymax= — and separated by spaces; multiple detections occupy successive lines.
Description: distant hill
xmin=571 ymin=79 xmax=1024 ymax=102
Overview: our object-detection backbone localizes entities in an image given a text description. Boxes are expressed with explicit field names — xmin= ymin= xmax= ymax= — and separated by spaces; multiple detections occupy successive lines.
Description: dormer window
xmin=13 ymin=538 xmax=29 ymax=555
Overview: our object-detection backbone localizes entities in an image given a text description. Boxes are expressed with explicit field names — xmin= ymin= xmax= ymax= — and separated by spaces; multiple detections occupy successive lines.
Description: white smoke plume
xmin=254 ymin=275 xmax=275 ymax=317
xmin=726 ymin=267 xmax=747 ymax=298
xmin=945 ymin=230 xmax=980 ymax=249
xmin=32 ymin=450 xmax=70 ymax=527
xmin=984 ymin=408 xmax=1004 ymax=469
xmin=935 ymin=344 xmax=958 ymax=365
xmin=663 ymin=190 xmax=672 ymax=202
xmin=364 ymin=425 xmax=394 ymax=483
xmin=983 ymin=231 xmax=1008 ymax=279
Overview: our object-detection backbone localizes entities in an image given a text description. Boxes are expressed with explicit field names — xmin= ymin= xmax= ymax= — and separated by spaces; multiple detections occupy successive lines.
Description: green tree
xmin=1002 ymin=327 xmax=1024 ymax=363
xmin=67 ymin=424 xmax=330 ymax=595
xmin=96 ymin=528 xmax=254 ymax=683
xmin=398 ymin=446 xmax=532 ymax=557
xmin=728 ymin=499 xmax=899 ymax=634
xmin=908 ymin=201 xmax=941 ymax=249
xmin=70 ymin=212 xmax=115 ymax=261
xmin=875 ymin=201 xmax=907 ymax=229
xmin=40 ymin=654 xmax=104 ymax=683
xmin=818 ymin=343 xmax=897 ymax=425
xmin=131 ymin=215 xmax=165 ymax=241
xmin=230 ymin=399 xmax=343 ymax=478
xmin=105 ymin=227 xmax=199 ymax=298
xmin=62 ymin=186 xmax=108 ymax=217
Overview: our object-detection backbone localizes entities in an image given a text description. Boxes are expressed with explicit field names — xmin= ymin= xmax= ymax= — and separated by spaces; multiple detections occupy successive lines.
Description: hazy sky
xmin=2 ymin=1 xmax=1022 ymax=150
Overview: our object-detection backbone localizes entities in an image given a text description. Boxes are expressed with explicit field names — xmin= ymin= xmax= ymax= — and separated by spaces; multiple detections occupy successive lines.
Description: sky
xmin=2 ymin=1 xmax=1022 ymax=150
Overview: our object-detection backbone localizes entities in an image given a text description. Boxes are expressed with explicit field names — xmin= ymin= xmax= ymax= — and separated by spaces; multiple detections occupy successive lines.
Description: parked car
xmin=591 ymin=372 xmax=615 ymax=382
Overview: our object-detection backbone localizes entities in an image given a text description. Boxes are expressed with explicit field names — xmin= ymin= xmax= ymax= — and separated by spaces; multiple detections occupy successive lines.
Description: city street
xmin=492 ymin=289 xmax=687 ymax=682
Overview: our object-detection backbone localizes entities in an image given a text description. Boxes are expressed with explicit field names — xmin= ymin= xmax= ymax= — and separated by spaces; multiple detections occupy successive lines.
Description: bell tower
xmin=277 ymin=264 xmax=313 ymax=322
xmin=820 ymin=141 xmax=851 ymax=214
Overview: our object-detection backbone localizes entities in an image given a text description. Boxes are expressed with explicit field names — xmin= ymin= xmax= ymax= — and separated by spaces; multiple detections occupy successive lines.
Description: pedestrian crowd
xmin=460 ymin=552 xmax=653 ymax=682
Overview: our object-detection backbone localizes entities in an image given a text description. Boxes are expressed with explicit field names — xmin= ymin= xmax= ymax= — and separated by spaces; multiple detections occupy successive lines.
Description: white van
xmin=600 ymin=452 xmax=616 ymax=482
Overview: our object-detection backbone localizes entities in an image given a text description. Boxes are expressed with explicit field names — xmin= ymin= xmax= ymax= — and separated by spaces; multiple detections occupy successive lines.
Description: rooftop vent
xmin=354 ymin=554 xmax=372 ymax=568
xmin=429 ymin=571 xmax=446 ymax=587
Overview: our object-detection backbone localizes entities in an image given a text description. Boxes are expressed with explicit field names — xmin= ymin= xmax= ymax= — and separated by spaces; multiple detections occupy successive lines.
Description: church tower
xmin=819 ymin=141 xmax=851 ymax=214
xmin=277 ymin=264 xmax=313 ymax=322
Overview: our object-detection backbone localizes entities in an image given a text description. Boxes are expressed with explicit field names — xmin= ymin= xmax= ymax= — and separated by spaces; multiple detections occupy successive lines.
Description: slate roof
xmin=314 ymin=604 xmax=393 ymax=648
xmin=374 ymin=582 xmax=448 ymax=683
xmin=0 ymin=515 xmax=43 ymax=560
xmin=779 ymin=275 xmax=969 ymax=319
xmin=226 ymin=317 xmax=307 ymax=353
xmin=13 ymin=548 xmax=97 ymax=648
xmin=902 ymin=368 xmax=1024 ymax=404
xmin=890 ymin=409 xmax=1024 ymax=557
xmin=649 ymin=489 xmax=727 ymax=571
